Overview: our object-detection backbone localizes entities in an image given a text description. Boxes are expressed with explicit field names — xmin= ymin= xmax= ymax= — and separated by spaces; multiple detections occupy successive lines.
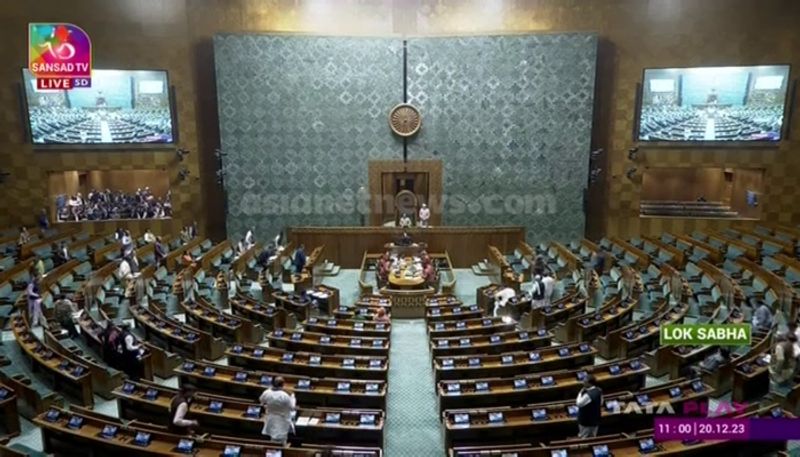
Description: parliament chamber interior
xmin=1 ymin=0 xmax=800 ymax=456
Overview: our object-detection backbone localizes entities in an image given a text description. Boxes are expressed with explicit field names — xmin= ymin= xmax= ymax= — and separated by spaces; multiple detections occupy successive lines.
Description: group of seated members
xmin=376 ymin=250 xmax=437 ymax=287
xmin=55 ymin=188 xmax=172 ymax=223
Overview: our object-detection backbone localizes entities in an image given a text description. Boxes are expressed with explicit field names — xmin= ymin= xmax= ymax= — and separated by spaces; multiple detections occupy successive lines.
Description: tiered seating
xmin=10 ymin=315 xmax=93 ymax=407
xmin=113 ymin=379 xmax=384 ymax=447
xmin=175 ymin=360 xmax=386 ymax=409
xmin=450 ymin=403 xmax=791 ymax=456
xmin=443 ymin=377 xmax=713 ymax=448
xmin=640 ymin=200 xmax=740 ymax=218
xmin=33 ymin=406 xmax=381 ymax=456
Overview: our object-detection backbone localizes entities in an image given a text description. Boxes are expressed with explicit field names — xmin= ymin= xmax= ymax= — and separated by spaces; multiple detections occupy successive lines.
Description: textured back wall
xmin=214 ymin=35 xmax=404 ymax=239
xmin=406 ymin=34 xmax=596 ymax=242
xmin=215 ymin=33 xmax=596 ymax=242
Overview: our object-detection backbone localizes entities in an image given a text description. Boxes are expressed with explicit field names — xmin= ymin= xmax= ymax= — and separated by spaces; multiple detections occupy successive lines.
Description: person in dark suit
xmin=293 ymin=245 xmax=306 ymax=274
xmin=575 ymin=374 xmax=603 ymax=438
xmin=591 ymin=249 xmax=606 ymax=277
xmin=398 ymin=231 xmax=412 ymax=246
xmin=155 ymin=237 xmax=167 ymax=268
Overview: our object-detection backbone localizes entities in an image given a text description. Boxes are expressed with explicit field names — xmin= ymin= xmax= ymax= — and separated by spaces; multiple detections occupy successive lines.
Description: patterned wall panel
xmin=406 ymin=34 xmax=597 ymax=243
xmin=214 ymin=35 xmax=404 ymax=239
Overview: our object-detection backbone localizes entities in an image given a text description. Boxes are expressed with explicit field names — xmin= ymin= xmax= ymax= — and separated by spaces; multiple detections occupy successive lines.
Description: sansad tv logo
xmin=28 ymin=23 xmax=92 ymax=90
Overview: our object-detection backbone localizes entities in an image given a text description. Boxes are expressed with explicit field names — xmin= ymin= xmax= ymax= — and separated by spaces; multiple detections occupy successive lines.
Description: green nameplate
xmin=660 ymin=323 xmax=751 ymax=346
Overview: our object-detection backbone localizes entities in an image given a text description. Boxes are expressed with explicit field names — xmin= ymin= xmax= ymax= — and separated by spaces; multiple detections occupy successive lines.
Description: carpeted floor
xmin=384 ymin=319 xmax=444 ymax=457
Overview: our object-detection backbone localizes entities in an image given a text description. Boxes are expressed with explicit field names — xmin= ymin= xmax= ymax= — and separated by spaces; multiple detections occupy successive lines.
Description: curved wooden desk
xmin=388 ymin=270 xmax=425 ymax=289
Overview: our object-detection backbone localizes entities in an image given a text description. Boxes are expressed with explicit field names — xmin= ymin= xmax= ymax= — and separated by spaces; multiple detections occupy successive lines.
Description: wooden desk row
xmin=0 ymin=382 xmax=21 ymax=439
xmin=433 ymin=341 xmax=596 ymax=382
xmin=113 ymin=380 xmax=384 ymax=448
xmin=76 ymin=311 xmax=156 ymax=381
xmin=595 ymin=301 xmax=687 ymax=360
xmin=553 ymin=296 xmax=625 ymax=343
xmin=427 ymin=294 xmax=463 ymax=308
xmin=733 ymin=226 xmax=794 ymax=255
xmin=268 ymin=329 xmax=389 ymax=356
xmin=701 ymin=230 xmax=759 ymax=261
xmin=529 ymin=295 xmax=587 ymax=329
xmin=449 ymin=404 xmax=789 ymax=457
xmin=333 ymin=306 xmax=386 ymax=321
xmin=20 ymin=228 xmax=82 ymax=260
xmin=226 ymin=344 xmax=389 ymax=381
xmin=443 ymin=377 xmax=713 ymax=448
xmin=303 ymin=316 xmax=391 ymax=337
xmin=42 ymin=326 xmax=124 ymax=401
xmin=427 ymin=304 xmax=484 ymax=322
xmin=176 ymin=360 xmax=386 ymax=409
xmin=181 ymin=297 xmax=264 ymax=344
xmin=230 ymin=295 xmax=284 ymax=331
xmin=11 ymin=315 xmax=93 ymax=407
xmin=428 ymin=316 xmax=515 ymax=338
xmin=129 ymin=303 xmax=225 ymax=361
xmin=35 ymin=406 xmax=382 ymax=457
xmin=353 ymin=295 xmax=392 ymax=309
xmin=712 ymin=330 xmax=774 ymax=402
xmin=198 ymin=240 xmax=233 ymax=272
xmin=675 ymin=233 xmax=724 ymax=264
xmin=437 ymin=358 xmax=649 ymax=412
xmin=430 ymin=329 xmax=552 ymax=357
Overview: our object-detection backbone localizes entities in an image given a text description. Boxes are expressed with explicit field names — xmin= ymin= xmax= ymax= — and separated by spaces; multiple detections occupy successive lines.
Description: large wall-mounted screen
xmin=22 ymin=69 xmax=176 ymax=146
xmin=637 ymin=65 xmax=791 ymax=143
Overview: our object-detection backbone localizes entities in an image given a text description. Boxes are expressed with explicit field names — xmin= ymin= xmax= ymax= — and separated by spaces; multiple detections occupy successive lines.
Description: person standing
xmin=38 ymin=208 xmax=50 ymax=231
xmin=293 ymin=245 xmax=306 ymax=275
xmin=170 ymin=385 xmax=199 ymax=434
xmin=56 ymin=241 xmax=70 ymax=266
xmin=575 ymin=374 xmax=603 ymax=438
xmin=752 ymin=301 xmax=774 ymax=332
xmin=54 ymin=294 xmax=79 ymax=338
xmin=398 ymin=213 xmax=412 ymax=228
xmin=591 ymin=249 xmax=606 ymax=277
xmin=17 ymin=226 xmax=31 ymax=247
xmin=26 ymin=275 xmax=47 ymax=328
xmin=530 ymin=265 xmax=556 ymax=310
xmin=116 ymin=323 xmax=144 ymax=380
xmin=374 ymin=307 xmax=390 ymax=324
xmin=259 ymin=377 xmax=296 ymax=445
xmin=155 ymin=236 xmax=167 ymax=268
xmin=418 ymin=204 xmax=430 ymax=228
xmin=244 ymin=227 xmax=255 ymax=249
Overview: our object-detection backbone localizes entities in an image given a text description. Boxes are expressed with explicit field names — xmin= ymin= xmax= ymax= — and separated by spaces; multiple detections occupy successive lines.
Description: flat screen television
xmin=636 ymin=65 xmax=791 ymax=143
xmin=21 ymin=68 xmax=177 ymax=147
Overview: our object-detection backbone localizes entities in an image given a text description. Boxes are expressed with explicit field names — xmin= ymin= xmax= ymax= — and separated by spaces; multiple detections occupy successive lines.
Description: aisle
xmin=385 ymin=319 xmax=444 ymax=457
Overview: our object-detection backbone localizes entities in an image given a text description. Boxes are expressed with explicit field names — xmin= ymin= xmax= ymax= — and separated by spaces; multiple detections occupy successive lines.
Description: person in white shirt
xmin=259 ymin=377 xmax=296 ymax=445
xmin=530 ymin=265 xmax=556 ymax=309
xmin=170 ymin=385 xmax=199 ymax=434
xmin=143 ymin=229 xmax=156 ymax=244
xmin=398 ymin=213 xmax=412 ymax=228
xmin=244 ymin=227 xmax=255 ymax=248
xmin=493 ymin=287 xmax=516 ymax=317
xmin=418 ymin=204 xmax=431 ymax=227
